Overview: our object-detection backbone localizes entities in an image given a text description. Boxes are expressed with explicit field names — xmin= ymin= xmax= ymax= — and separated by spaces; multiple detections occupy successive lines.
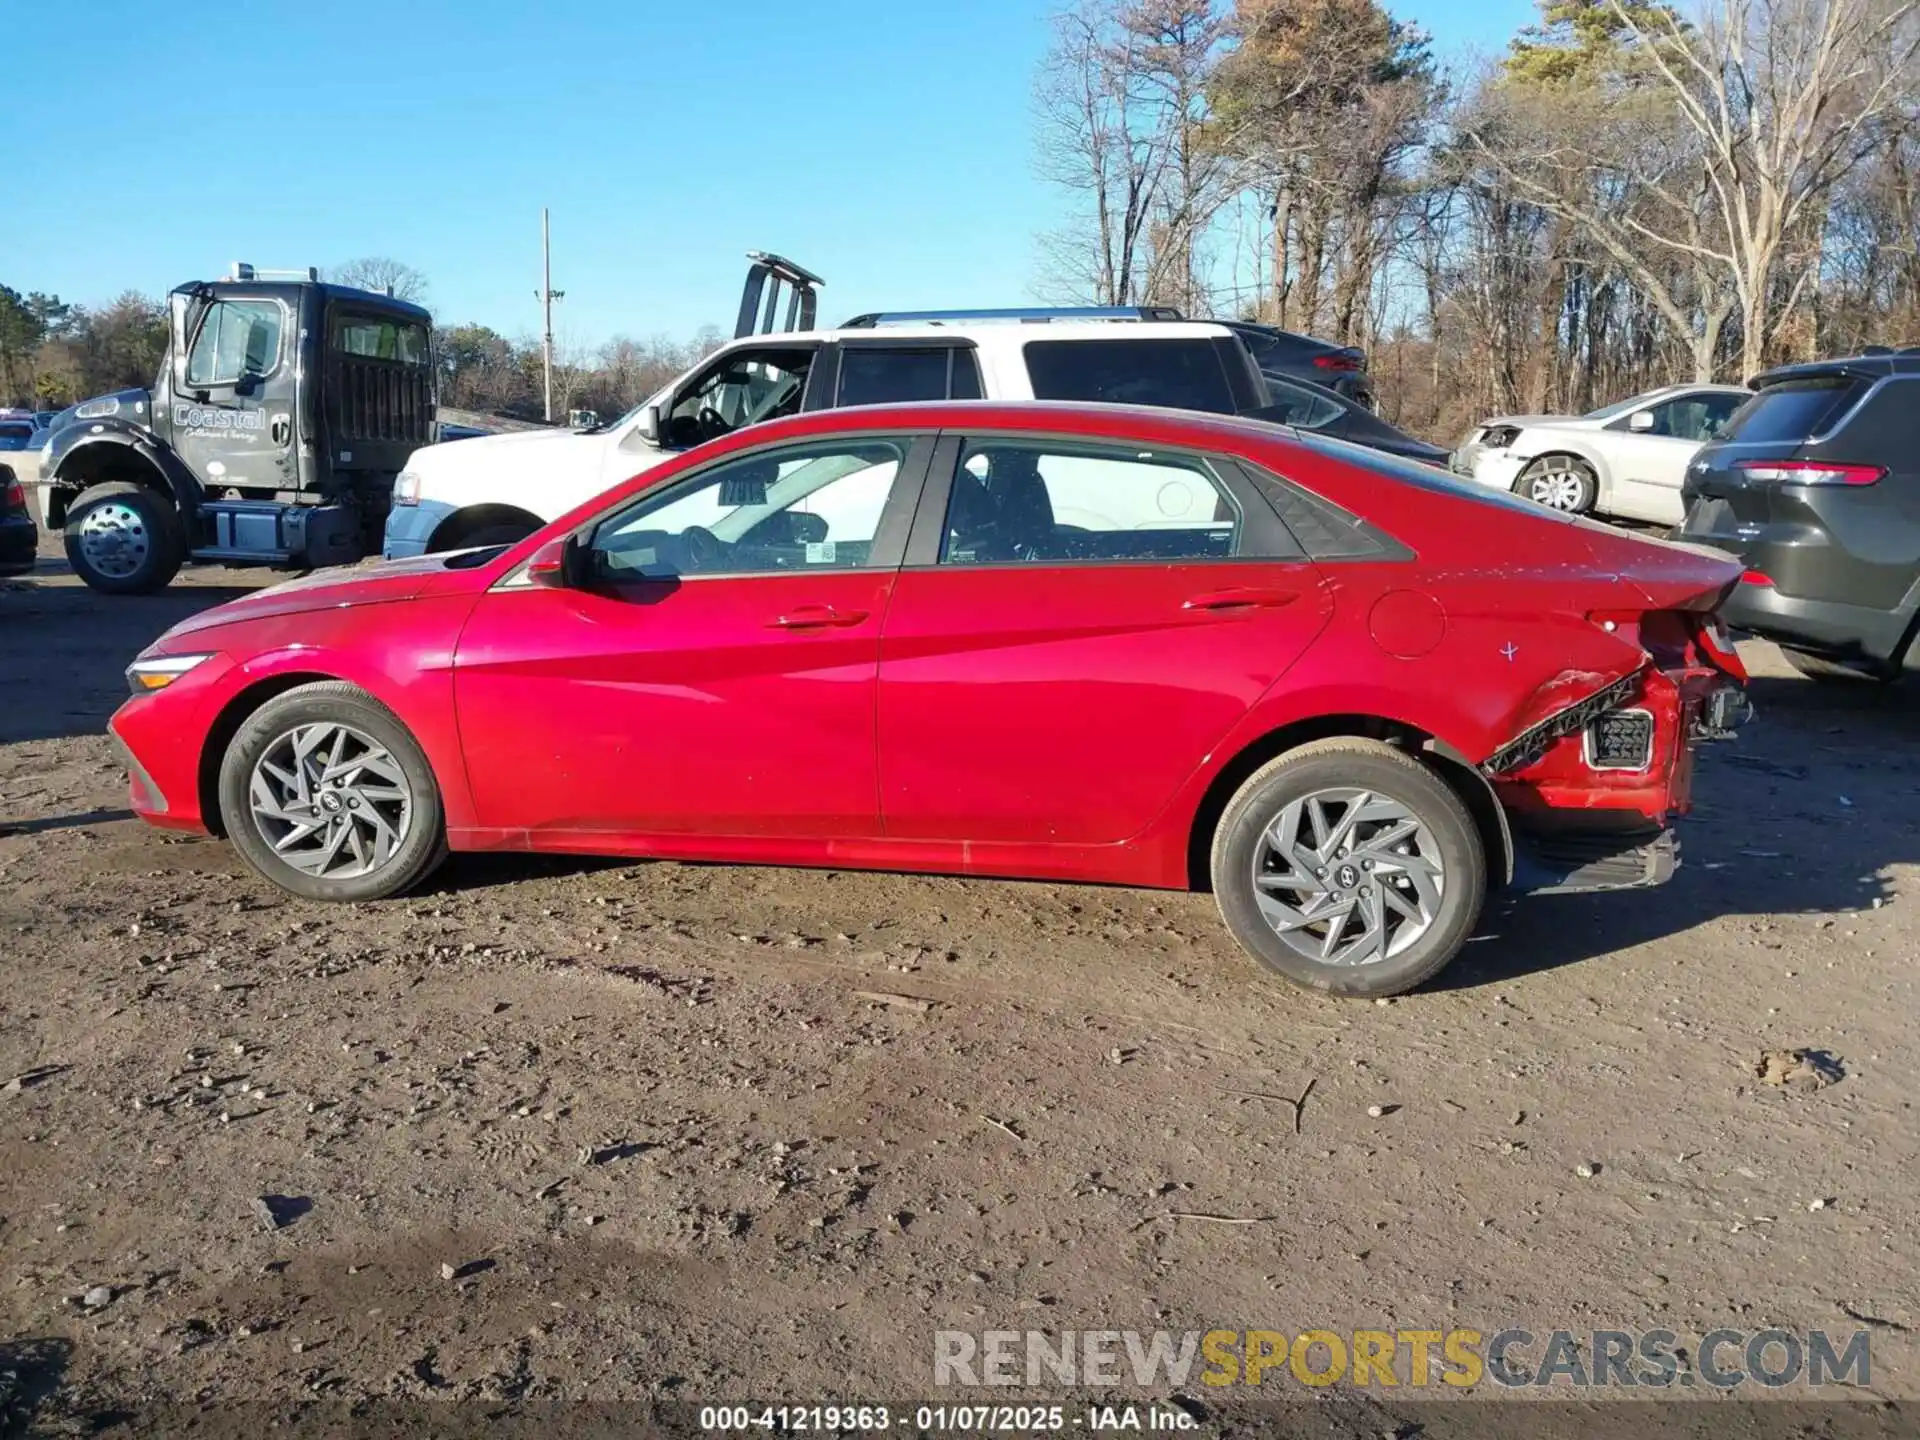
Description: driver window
xmin=185 ymin=300 xmax=283 ymax=386
xmin=664 ymin=348 xmax=813 ymax=450
xmin=591 ymin=439 xmax=908 ymax=580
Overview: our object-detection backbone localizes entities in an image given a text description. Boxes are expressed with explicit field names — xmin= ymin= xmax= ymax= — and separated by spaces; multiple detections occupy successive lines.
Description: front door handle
xmin=767 ymin=605 xmax=870 ymax=630
xmin=1182 ymin=588 xmax=1299 ymax=612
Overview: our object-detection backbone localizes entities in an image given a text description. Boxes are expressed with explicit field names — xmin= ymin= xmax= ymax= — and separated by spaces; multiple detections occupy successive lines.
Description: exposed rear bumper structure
xmin=1511 ymin=826 xmax=1678 ymax=895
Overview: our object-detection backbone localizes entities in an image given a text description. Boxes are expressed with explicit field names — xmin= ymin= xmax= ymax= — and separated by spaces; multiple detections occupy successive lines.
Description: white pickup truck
xmin=383 ymin=259 xmax=1271 ymax=558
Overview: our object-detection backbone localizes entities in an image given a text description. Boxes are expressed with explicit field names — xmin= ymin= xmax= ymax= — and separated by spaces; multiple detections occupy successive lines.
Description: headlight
xmin=126 ymin=653 xmax=215 ymax=695
xmin=74 ymin=397 xmax=121 ymax=420
xmin=393 ymin=469 xmax=421 ymax=506
xmin=1481 ymin=426 xmax=1520 ymax=449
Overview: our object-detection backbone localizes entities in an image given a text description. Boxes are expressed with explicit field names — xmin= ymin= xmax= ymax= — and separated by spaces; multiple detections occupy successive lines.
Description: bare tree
xmin=1471 ymin=0 xmax=1920 ymax=379
xmin=329 ymin=257 xmax=431 ymax=305
xmin=1034 ymin=0 xmax=1230 ymax=306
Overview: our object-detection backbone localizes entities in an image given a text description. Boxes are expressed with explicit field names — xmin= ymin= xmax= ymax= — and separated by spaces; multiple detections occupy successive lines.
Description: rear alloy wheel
xmin=1211 ymin=739 xmax=1485 ymax=997
xmin=1781 ymin=647 xmax=1899 ymax=684
xmin=217 ymin=682 xmax=447 ymax=902
xmin=1515 ymin=455 xmax=1597 ymax=515
xmin=63 ymin=481 xmax=184 ymax=594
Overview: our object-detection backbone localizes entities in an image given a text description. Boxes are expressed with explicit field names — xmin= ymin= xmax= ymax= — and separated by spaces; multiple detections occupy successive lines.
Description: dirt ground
xmin=2 ymin=531 xmax=1916 ymax=1438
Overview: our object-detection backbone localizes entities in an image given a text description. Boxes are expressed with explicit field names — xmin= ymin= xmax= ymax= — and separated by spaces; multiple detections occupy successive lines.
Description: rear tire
xmin=1210 ymin=738 xmax=1485 ymax=998
xmin=64 ymin=481 xmax=184 ymax=594
xmin=1781 ymin=647 xmax=1899 ymax=684
xmin=1514 ymin=455 xmax=1597 ymax=515
xmin=217 ymin=681 xmax=447 ymax=902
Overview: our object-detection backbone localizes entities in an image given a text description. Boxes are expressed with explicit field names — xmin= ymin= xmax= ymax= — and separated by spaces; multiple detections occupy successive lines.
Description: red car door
xmin=454 ymin=435 xmax=930 ymax=840
xmin=877 ymin=435 xmax=1332 ymax=845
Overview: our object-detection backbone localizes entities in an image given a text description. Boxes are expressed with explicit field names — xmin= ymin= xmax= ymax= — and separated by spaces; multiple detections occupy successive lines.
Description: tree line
xmin=1034 ymin=0 xmax=1920 ymax=438
xmin=0 ymin=259 xmax=721 ymax=426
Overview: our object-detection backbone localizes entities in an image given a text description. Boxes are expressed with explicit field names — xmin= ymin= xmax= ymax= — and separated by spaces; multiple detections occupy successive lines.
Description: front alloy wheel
xmin=248 ymin=721 xmax=414 ymax=880
xmin=218 ymin=681 xmax=447 ymax=902
xmin=1516 ymin=456 xmax=1597 ymax=514
xmin=1211 ymin=738 xmax=1485 ymax=997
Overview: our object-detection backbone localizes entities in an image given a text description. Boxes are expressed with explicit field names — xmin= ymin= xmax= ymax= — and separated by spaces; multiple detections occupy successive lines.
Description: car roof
xmin=692 ymin=397 xmax=1293 ymax=451
xmin=725 ymin=320 xmax=1241 ymax=349
xmin=1752 ymin=352 xmax=1920 ymax=387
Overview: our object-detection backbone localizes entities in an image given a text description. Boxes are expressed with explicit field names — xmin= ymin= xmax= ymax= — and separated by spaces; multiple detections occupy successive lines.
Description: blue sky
xmin=2 ymin=0 xmax=1532 ymax=347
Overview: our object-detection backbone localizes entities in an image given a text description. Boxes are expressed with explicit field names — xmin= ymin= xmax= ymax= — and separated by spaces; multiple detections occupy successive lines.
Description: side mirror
xmin=637 ymin=404 xmax=661 ymax=445
xmin=1629 ymin=409 xmax=1655 ymax=432
xmin=526 ymin=536 xmax=577 ymax=588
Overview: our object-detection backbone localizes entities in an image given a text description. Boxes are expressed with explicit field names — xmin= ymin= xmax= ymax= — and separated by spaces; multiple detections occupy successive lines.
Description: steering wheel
xmin=696 ymin=406 xmax=733 ymax=442
xmin=680 ymin=525 xmax=724 ymax=572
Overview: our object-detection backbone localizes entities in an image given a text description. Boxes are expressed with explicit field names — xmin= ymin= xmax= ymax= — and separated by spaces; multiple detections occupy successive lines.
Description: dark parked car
xmin=1222 ymin=321 xmax=1374 ymax=410
xmin=0 ymin=420 xmax=38 ymax=452
xmin=1244 ymin=374 xmax=1448 ymax=466
xmin=1679 ymin=353 xmax=1920 ymax=681
xmin=1 ymin=464 xmax=37 ymax=575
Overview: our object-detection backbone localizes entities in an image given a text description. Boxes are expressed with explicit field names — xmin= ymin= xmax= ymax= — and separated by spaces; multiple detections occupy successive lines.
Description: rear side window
xmin=1024 ymin=338 xmax=1236 ymax=414
xmin=332 ymin=314 xmax=431 ymax=365
xmin=940 ymin=438 xmax=1240 ymax=564
xmin=1721 ymin=378 xmax=1864 ymax=444
xmin=837 ymin=346 xmax=982 ymax=405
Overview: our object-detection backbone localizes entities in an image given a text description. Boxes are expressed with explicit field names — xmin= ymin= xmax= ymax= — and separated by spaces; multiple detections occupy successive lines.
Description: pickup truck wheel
xmin=217 ymin=682 xmax=447 ymax=903
xmin=1780 ymin=647 xmax=1899 ymax=684
xmin=1514 ymin=455 xmax=1597 ymax=514
xmin=64 ymin=481 xmax=184 ymax=594
xmin=1211 ymin=738 xmax=1485 ymax=998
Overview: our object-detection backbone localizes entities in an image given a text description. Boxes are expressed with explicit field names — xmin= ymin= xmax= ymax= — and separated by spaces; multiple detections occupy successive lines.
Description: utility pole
xmin=536 ymin=207 xmax=565 ymax=423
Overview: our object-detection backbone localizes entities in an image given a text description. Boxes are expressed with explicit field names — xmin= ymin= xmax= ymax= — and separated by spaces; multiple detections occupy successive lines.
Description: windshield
xmin=1583 ymin=394 xmax=1652 ymax=420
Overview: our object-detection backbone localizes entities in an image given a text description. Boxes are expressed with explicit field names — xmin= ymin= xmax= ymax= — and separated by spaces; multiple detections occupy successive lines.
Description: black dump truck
xmin=40 ymin=264 xmax=436 ymax=593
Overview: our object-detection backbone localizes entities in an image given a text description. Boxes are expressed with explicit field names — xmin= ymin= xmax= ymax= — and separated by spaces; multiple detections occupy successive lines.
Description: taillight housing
xmin=1312 ymin=352 xmax=1362 ymax=373
xmin=1 ymin=475 xmax=23 ymax=511
xmin=1480 ymin=425 xmax=1520 ymax=449
xmin=1734 ymin=459 xmax=1884 ymax=486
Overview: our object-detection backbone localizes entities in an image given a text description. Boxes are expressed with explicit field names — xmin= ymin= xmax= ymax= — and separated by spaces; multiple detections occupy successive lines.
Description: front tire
xmin=64 ymin=481 xmax=184 ymax=594
xmin=1514 ymin=454 xmax=1597 ymax=515
xmin=1210 ymin=738 xmax=1485 ymax=998
xmin=217 ymin=682 xmax=447 ymax=902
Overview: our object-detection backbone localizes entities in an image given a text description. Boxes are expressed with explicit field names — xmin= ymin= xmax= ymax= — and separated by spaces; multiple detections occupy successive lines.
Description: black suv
xmin=1220 ymin=321 xmax=1374 ymax=410
xmin=1679 ymin=353 xmax=1920 ymax=681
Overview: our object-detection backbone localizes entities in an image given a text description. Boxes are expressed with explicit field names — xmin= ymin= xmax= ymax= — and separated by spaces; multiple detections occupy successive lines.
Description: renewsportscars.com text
xmin=933 ymin=1328 xmax=1871 ymax=1390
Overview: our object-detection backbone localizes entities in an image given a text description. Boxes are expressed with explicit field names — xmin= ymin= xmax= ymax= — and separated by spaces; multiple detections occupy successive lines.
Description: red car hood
xmin=159 ymin=553 xmax=459 ymax=640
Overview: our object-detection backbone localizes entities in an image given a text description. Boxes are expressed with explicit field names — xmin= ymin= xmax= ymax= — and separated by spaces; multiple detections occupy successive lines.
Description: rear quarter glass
xmin=1722 ymin=377 xmax=1865 ymax=444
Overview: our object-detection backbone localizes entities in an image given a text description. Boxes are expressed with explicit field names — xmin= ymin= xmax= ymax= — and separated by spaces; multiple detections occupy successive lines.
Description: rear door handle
xmin=768 ymin=605 xmax=870 ymax=630
xmin=1182 ymin=588 xmax=1300 ymax=612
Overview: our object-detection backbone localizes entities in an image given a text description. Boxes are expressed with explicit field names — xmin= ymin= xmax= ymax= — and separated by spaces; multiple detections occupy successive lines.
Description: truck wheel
xmin=217 ymin=681 xmax=447 ymax=903
xmin=1210 ymin=738 xmax=1485 ymax=998
xmin=1780 ymin=647 xmax=1898 ymax=684
xmin=64 ymin=481 xmax=185 ymax=594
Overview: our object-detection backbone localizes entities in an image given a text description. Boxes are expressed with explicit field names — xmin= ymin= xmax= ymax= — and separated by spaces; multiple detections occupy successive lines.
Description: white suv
xmin=385 ymin=277 xmax=1269 ymax=558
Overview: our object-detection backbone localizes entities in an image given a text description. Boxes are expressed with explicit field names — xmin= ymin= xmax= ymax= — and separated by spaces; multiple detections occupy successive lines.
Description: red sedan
xmin=111 ymin=402 xmax=1749 ymax=997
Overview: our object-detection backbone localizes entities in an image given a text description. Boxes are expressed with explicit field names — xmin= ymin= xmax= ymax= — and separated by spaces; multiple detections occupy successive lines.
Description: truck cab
xmin=41 ymin=264 xmax=435 ymax=593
